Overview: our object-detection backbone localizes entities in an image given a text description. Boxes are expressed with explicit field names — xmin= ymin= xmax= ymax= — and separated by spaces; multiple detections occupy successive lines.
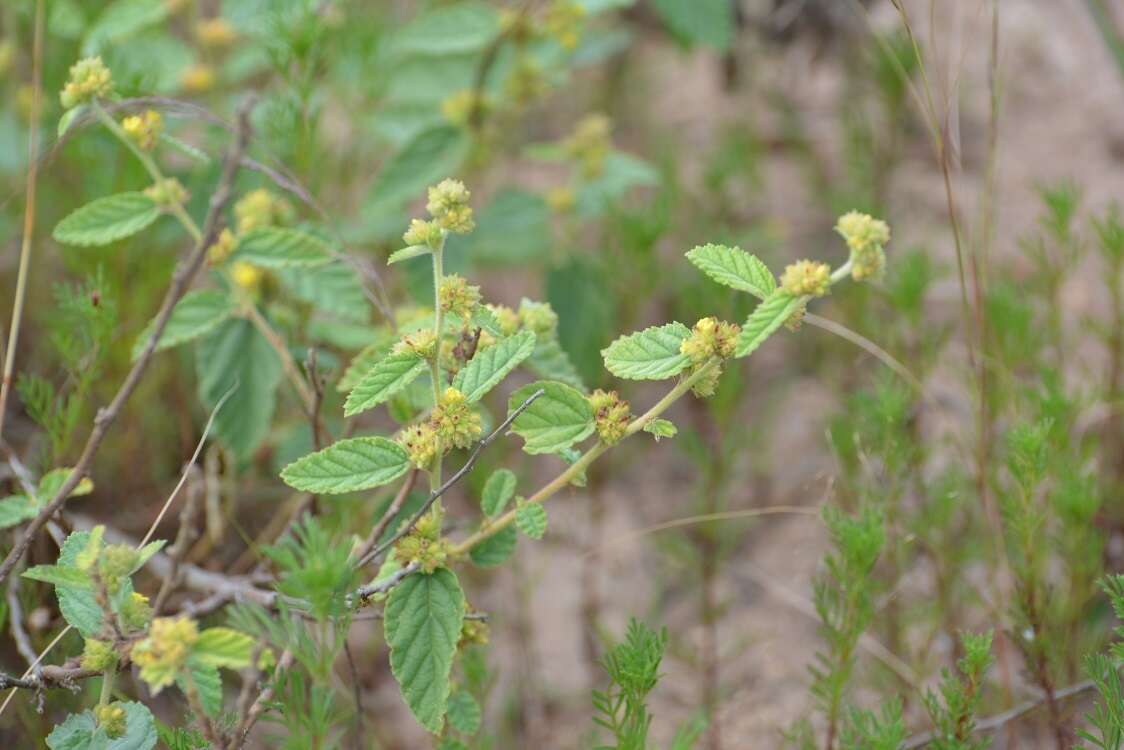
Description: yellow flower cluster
xmin=487 ymin=304 xmax=521 ymax=336
xmin=518 ymin=299 xmax=558 ymax=336
xmin=680 ymin=317 xmax=740 ymax=365
xmin=122 ymin=110 xmax=163 ymax=151
xmin=402 ymin=218 xmax=444 ymax=249
xmin=544 ymin=0 xmax=586 ymax=50
xmin=439 ymin=274 xmax=482 ymax=318
xmin=564 ymin=113 xmax=612 ymax=178
xmin=131 ymin=617 xmax=199 ymax=692
xmin=835 ymin=211 xmax=891 ymax=282
xmin=80 ymin=638 xmax=117 ymax=672
xmin=433 ymin=387 xmax=483 ymax=449
xmin=399 ymin=421 xmax=439 ymax=470
xmin=60 ymin=57 xmax=113 ymax=109
xmin=589 ymin=389 xmax=631 ymax=445
xmin=144 ymin=178 xmax=189 ymax=208
xmin=95 ymin=703 xmax=127 ymax=739
xmin=780 ymin=260 xmax=832 ymax=297
xmin=231 ymin=261 xmax=264 ymax=292
xmin=426 ymin=179 xmax=475 ymax=234
xmin=181 ymin=64 xmax=217 ymax=94
xmin=235 ymin=188 xmax=293 ymax=233
xmin=441 ymin=89 xmax=490 ymax=127
xmin=207 ymin=228 xmax=238 ymax=265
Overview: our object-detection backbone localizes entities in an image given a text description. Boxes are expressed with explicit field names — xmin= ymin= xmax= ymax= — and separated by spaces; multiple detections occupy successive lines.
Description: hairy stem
xmin=430 ymin=242 xmax=446 ymax=494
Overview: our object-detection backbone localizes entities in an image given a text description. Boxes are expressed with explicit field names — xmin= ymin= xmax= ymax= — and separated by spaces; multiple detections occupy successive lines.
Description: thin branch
xmin=7 ymin=575 xmax=39 ymax=669
xmin=152 ymin=466 xmax=204 ymax=615
xmin=353 ymin=469 xmax=419 ymax=565
xmin=231 ymin=649 xmax=295 ymax=750
xmin=355 ymin=388 xmax=545 ymax=569
xmin=0 ymin=99 xmax=256 ymax=588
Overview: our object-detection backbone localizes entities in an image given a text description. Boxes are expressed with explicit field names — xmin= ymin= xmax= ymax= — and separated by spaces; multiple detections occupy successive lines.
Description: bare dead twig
xmin=0 ymin=99 xmax=257 ymax=588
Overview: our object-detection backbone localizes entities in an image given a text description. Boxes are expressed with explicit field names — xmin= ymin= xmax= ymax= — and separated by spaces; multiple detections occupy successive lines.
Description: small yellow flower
xmin=780 ymin=260 xmax=832 ymax=297
xmin=414 ymin=506 xmax=444 ymax=541
xmin=544 ymin=0 xmax=585 ymax=50
xmin=433 ymin=387 xmax=482 ymax=449
xmin=518 ymin=299 xmax=558 ymax=336
xmin=487 ymin=304 xmax=520 ymax=336
xmin=80 ymin=638 xmax=117 ymax=672
xmin=131 ymin=617 xmax=199 ymax=693
xmin=441 ymin=89 xmax=490 ymax=127
xmin=402 ymin=218 xmax=443 ymax=249
xmin=690 ymin=362 xmax=724 ymax=398
xmin=589 ymin=389 xmax=631 ymax=445
xmin=506 ymin=59 xmax=548 ymax=105
xmin=460 ymin=614 xmax=490 ymax=646
xmin=835 ymin=211 xmax=890 ymax=282
xmin=122 ymin=110 xmax=163 ymax=151
xmin=399 ymin=421 xmax=438 ymax=469
xmin=426 ymin=179 xmax=475 ymax=234
xmin=394 ymin=328 xmax=438 ymax=359
xmin=207 ymin=228 xmax=238 ymax=265
xmin=393 ymin=533 xmax=449 ymax=574
xmin=231 ymin=261 xmax=263 ymax=292
xmin=439 ymin=274 xmax=482 ymax=318
xmin=564 ymin=113 xmax=612 ymax=178
xmin=181 ymin=64 xmax=217 ymax=94
xmin=680 ymin=317 xmax=741 ymax=365
xmin=95 ymin=703 xmax=127 ymax=739
xmin=546 ymin=186 xmax=575 ymax=214
xmin=144 ymin=178 xmax=188 ymax=208
xmin=195 ymin=17 xmax=238 ymax=48
xmin=235 ymin=188 xmax=293 ymax=233
xmin=60 ymin=57 xmax=113 ymax=109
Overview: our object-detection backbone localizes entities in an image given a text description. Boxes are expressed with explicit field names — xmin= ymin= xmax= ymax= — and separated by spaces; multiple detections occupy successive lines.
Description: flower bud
xmin=207 ymin=228 xmax=238 ymax=265
xmin=80 ymin=638 xmax=118 ymax=672
xmin=131 ymin=617 xmax=199 ymax=692
xmin=394 ymin=534 xmax=449 ymax=574
xmin=60 ymin=57 xmax=114 ymax=109
xmin=433 ymin=387 xmax=483 ymax=449
xmin=544 ymin=0 xmax=585 ymax=50
xmin=195 ymin=17 xmax=238 ymax=49
xmin=121 ymin=592 xmax=154 ymax=630
xmin=235 ymin=188 xmax=293 ymax=233
xmin=181 ymin=64 xmax=217 ymax=94
xmin=426 ymin=179 xmax=475 ymax=234
xmin=835 ymin=211 xmax=890 ymax=282
xmin=394 ymin=329 xmax=438 ymax=360
xmin=414 ymin=506 xmax=443 ymax=541
xmin=231 ymin=261 xmax=263 ymax=292
xmin=487 ymin=304 xmax=520 ymax=336
xmin=460 ymin=614 xmax=490 ymax=646
xmin=680 ymin=317 xmax=740 ymax=364
xmin=402 ymin=218 xmax=443 ymax=249
xmin=518 ymin=299 xmax=558 ymax=337
xmin=690 ymin=362 xmax=723 ymax=398
xmin=780 ymin=260 xmax=831 ymax=297
xmin=589 ymin=389 xmax=631 ymax=445
xmin=122 ymin=110 xmax=163 ymax=151
xmin=399 ymin=421 xmax=438 ymax=469
xmin=144 ymin=178 xmax=189 ymax=209
xmin=439 ymin=274 xmax=482 ymax=318
xmin=564 ymin=113 xmax=611 ymax=178
xmin=95 ymin=703 xmax=127 ymax=739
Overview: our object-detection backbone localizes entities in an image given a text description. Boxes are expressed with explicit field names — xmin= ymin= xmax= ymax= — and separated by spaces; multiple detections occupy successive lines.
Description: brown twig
xmin=0 ymin=99 xmax=256 ymax=588
xmin=7 ymin=575 xmax=39 ymax=669
xmin=231 ymin=649 xmax=295 ymax=749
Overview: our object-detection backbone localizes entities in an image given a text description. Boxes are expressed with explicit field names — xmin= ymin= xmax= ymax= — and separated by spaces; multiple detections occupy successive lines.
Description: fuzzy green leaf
xmin=515 ymin=503 xmax=547 ymax=540
xmin=344 ymin=351 xmax=428 ymax=417
xmin=196 ymin=318 xmax=283 ymax=460
xmin=55 ymin=531 xmax=111 ymax=637
xmin=368 ymin=126 xmax=469 ymax=208
xmin=452 ymin=331 xmax=537 ymax=403
xmin=0 ymin=496 xmax=37 ymax=529
xmin=481 ymin=469 xmax=516 ymax=517
xmin=23 ymin=564 xmax=92 ymax=589
xmin=37 ymin=468 xmax=94 ymax=501
xmin=276 ymin=262 xmax=369 ymax=322
xmin=192 ymin=627 xmax=255 ymax=669
xmin=53 ymin=192 xmax=160 ymax=246
xmin=686 ymin=244 xmax=776 ymax=299
xmin=508 ymin=381 xmax=595 ymax=455
xmin=280 ymin=437 xmax=411 ymax=494
xmin=338 ymin=339 xmax=394 ymax=393
xmin=735 ymin=290 xmax=803 ymax=358
xmin=447 ymin=690 xmax=482 ymax=735
xmin=177 ymin=660 xmax=223 ymax=718
xmin=389 ymin=245 xmax=431 ymax=265
xmin=643 ymin=418 xmax=678 ymax=441
xmin=525 ymin=338 xmax=586 ymax=391
xmin=468 ymin=526 xmax=517 ymax=567
xmin=384 ymin=567 xmax=466 ymax=733
xmin=47 ymin=701 xmax=157 ymax=750
xmin=232 ymin=227 xmax=332 ymax=269
xmin=601 ymin=322 xmax=692 ymax=380
xmin=391 ymin=3 xmax=500 ymax=56
xmin=132 ymin=290 xmax=233 ymax=360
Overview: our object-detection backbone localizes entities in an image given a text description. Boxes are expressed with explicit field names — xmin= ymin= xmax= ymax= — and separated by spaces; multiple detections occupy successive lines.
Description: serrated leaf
xmin=192 ymin=627 xmax=255 ymax=669
xmin=344 ymin=351 xmax=428 ymax=417
xmin=452 ymin=331 xmax=536 ymax=403
xmin=54 ymin=530 xmax=121 ymax=637
xmin=23 ymin=564 xmax=93 ymax=589
xmin=37 ymin=467 xmax=94 ymax=502
xmin=481 ymin=469 xmax=516 ymax=517
xmin=132 ymin=290 xmax=233 ymax=360
xmin=468 ymin=525 xmax=517 ymax=567
xmin=232 ymin=227 xmax=332 ymax=269
xmin=134 ymin=540 xmax=165 ymax=572
xmin=389 ymin=245 xmax=431 ymax=265
xmin=526 ymin=338 xmax=586 ymax=391
xmin=515 ymin=503 xmax=547 ymax=540
xmin=47 ymin=702 xmax=156 ymax=750
xmin=735 ymin=290 xmax=803 ymax=358
xmin=196 ymin=318 xmax=283 ymax=460
xmin=280 ymin=437 xmax=410 ymax=494
xmin=0 ymin=496 xmax=36 ymax=529
xmin=643 ymin=418 xmax=678 ymax=441
xmin=447 ymin=690 xmax=482 ymax=735
xmin=601 ymin=322 xmax=692 ymax=380
xmin=178 ymin=660 xmax=222 ymax=718
xmin=53 ymin=192 xmax=160 ymax=246
xmin=686 ymin=244 xmax=776 ymax=299
xmin=277 ymin=262 xmax=370 ymax=323
xmin=384 ymin=568 xmax=466 ymax=733
xmin=338 ymin=339 xmax=393 ymax=393
xmin=508 ymin=381 xmax=595 ymax=455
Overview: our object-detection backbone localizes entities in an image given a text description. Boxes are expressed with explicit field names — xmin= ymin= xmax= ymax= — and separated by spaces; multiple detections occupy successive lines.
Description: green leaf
xmin=276 ymin=262 xmax=370 ymax=323
xmin=452 ymin=331 xmax=537 ymax=403
xmin=83 ymin=0 xmax=167 ymax=54
xmin=134 ymin=540 xmax=165 ymax=572
xmin=196 ymin=318 xmax=283 ymax=460
xmin=481 ymin=469 xmax=516 ymax=517
xmin=159 ymin=134 xmax=210 ymax=164
xmin=23 ymin=564 xmax=92 ymax=589
xmin=0 ymin=496 xmax=36 ymax=529
xmin=192 ymin=627 xmax=255 ymax=669
xmin=468 ymin=526 xmax=517 ymax=567
xmin=178 ymin=660 xmax=222 ymax=718
xmin=447 ymin=690 xmax=482 ymax=735
xmin=232 ymin=227 xmax=332 ymax=269
xmin=515 ymin=503 xmax=547 ymax=540
xmin=131 ymin=290 xmax=233 ymax=360
xmin=508 ymin=381 xmax=595 ymax=455
xmin=46 ymin=710 xmax=96 ymax=750
xmin=459 ymin=188 xmax=550 ymax=265
xmin=686 ymin=244 xmax=776 ymax=299
xmin=280 ymin=437 xmax=411 ymax=494
xmin=650 ymin=0 xmax=734 ymax=50
xmin=47 ymin=702 xmax=156 ymax=750
xmin=525 ymin=338 xmax=586 ymax=391
xmin=37 ymin=467 xmax=94 ymax=501
xmin=338 ymin=339 xmax=393 ymax=393
xmin=53 ymin=192 xmax=160 ymax=247
xmin=53 ymin=531 xmax=119 ymax=637
xmin=368 ymin=126 xmax=469 ymax=209
xmin=384 ymin=567 xmax=466 ymax=733
xmin=643 ymin=418 xmax=678 ymax=441
xmin=344 ymin=351 xmax=428 ymax=417
xmin=58 ymin=105 xmax=87 ymax=138
xmin=735 ymin=290 xmax=803 ymax=358
xmin=391 ymin=3 xmax=500 ymax=56
xmin=389 ymin=245 xmax=431 ymax=265
xmin=601 ymin=322 xmax=692 ymax=380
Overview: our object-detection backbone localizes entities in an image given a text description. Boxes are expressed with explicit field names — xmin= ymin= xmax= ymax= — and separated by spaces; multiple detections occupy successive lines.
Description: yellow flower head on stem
xmin=60 ymin=57 xmax=113 ymax=109
xmin=122 ymin=109 xmax=163 ymax=151
xmin=780 ymin=260 xmax=832 ymax=297
xmin=426 ymin=179 xmax=475 ymax=234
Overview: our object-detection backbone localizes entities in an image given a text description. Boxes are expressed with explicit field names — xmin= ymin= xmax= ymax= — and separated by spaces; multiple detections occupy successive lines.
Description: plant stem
xmin=449 ymin=359 xmax=720 ymax=556
xmin=98 ymin=668 xmax=114 ymax=708
xmin=430 ymin=241 xmax=446 ymax=494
